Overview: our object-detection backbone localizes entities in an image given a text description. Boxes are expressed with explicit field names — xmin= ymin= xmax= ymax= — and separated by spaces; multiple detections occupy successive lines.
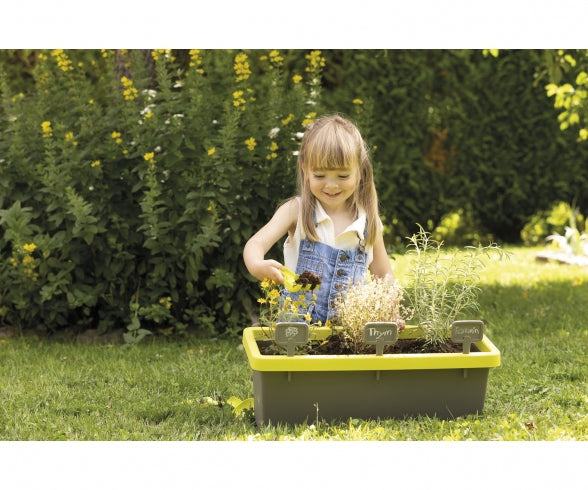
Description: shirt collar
xmin=315 ymin=201 xmax=367 ymax=240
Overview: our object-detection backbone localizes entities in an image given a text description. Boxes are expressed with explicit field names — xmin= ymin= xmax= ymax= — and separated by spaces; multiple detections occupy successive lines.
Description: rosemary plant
xmin=404 ymin=226 xmax=506 ymax=347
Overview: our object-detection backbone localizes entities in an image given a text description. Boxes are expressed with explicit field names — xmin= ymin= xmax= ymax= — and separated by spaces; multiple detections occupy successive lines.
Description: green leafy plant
xmin=403 ymin=225 xmax=507 ymax=347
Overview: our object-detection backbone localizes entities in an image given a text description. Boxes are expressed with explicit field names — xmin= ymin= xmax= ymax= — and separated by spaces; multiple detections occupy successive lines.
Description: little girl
xmin=243 ymin=114 xmax=396 ymax=323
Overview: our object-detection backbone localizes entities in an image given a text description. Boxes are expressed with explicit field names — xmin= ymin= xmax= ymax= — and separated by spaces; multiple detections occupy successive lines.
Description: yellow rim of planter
xmin=243 ymin=326 xmax=501 ymax=372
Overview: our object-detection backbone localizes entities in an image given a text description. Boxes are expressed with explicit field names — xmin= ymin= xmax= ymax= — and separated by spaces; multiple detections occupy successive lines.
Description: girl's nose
xmin=324 ymin=177 xmax=339 ymax=189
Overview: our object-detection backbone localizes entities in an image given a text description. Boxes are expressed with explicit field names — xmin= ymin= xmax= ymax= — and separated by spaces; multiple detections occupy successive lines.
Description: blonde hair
xmin=297 ymin=114 xmax=380 ymax=247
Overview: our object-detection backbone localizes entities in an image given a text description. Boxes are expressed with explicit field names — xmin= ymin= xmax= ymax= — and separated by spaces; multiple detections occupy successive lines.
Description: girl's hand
xmin=250 ymin=259 xmax=284 ymax=285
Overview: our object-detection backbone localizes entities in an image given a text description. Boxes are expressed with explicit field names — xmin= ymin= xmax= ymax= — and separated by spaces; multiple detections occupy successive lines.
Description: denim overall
xmin=281 ymin=226 xmax=368 ymax=324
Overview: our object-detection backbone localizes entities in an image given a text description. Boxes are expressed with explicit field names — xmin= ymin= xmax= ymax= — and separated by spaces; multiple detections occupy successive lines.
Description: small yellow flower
xmin=120 ymin=76 xmax=138 ymax=101
xmin=51 ymin=49 xmax=73 ymax=72
xmin=302 ymin=112 xmax=317 ymax=126
xmin=91 ymin=160 xmax=101 ymax=167
xmin=305 ymin=50 xmax=325 ymax=72
xmin=233 ymin=90 xmax=246 ymax=109
xmin=111 ymin=131 xmax=123 ymax=144
xmin=257 ymin=298 xmax=267 ymax=304
xmin=22 ymin=255 xmax=34 ymax=266
xmin=245 ymin=137 xmax=257 ymax=151
xmin=65 ymin=131 xmax=75 ymax=142
xmin=207 ymin=147 xmax=216 ymax=156
xmin=143 ymin=152 xmax=155 ymax=163
xmin=352 ymin=98 xmax=363 ymax=105
xmin=269 ymin=50 xmax=284 ymax=67
xmin=281 ymin=113 xmax=294 ymax=126
xmin=261 ymin=278 xmax=275 ymax=290
xmin=292 ymin=75 xmax=302 ymax=84
xmin=23 ymin=243 xmax=37 ymax=253
xmin=41 ymin=121 xmax=52 ymax=137
xmin=234 ymin=53 xmax=251 ymax=82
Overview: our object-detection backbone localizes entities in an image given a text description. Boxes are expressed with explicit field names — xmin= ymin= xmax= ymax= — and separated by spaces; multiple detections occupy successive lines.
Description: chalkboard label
xmin=451 ymin=320 xmax=484 ymax=342
xmin=364 ymin=322 xmax=398 ymax=355
xmin=451 ymin=320 xmax=484 ymax=354
xmin=275 ymin=322 xmax=309 ymax=356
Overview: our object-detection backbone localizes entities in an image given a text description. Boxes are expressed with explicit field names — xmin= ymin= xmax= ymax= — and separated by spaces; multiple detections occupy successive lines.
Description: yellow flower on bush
xmin=51 ymin=49 xmax=73 ymax=72
xmin=234 ymin=53 xmax=251 ymax=82
xmin=152 ymin=49 xmax=174 ymax=62
xmin=120 ymin=76 xmax=138 ymax=101
xmin=65 ymin=131 xmax=78 ymax=146
xmin=245 ymin=137 xmax=257 ymax=151
xmin=158 ymin=296 xmax=172 ymax=310
xmin=143 ymin=152 xmax=155 ymax=163
xmin=189 ymin=49 xmax=204 ymax=73
xmin=281 ymin=113 xmax=294 ymax=126
xmin=23 ymin=243 xmax=37 ymax=253
xmin=269 ymin=50 xmax=284 ymax=67
xmin=302 ymin=112 xmax=317 ymax=126
xmin=91 ymin=160 xmax=101 ymax=167
xmin=207 ymin=147 xmax=216 ymax=156
xmin=266 ymin=141 xmax=279 ymax=160
xmin=305 ymin=50 xmax=325 ymax=72
xmin=292 ymin=75 xmax=302 ymax=84
xmin=111 ymin=131 xmax=123 ymax=144
xmin=233 ymin=90 xmax=246 ymax=109
xmin=41 ymin=121 xmax=52 ymax=138
xmin=353 ymin=98 xmax=363 ymax=105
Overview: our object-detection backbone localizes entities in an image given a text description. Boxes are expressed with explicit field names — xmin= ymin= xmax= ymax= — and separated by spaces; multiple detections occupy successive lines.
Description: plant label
xmin=364 ymin=322 xmax=399 ymax=356
xmin=275 ymin=322 xmax=309 ymax=356
xmin=451 ymin=320 xmax=484 ymax=354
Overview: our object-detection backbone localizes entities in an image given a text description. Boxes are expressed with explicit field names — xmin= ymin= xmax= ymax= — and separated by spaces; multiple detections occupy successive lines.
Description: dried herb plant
xmin=333 ymin=277 xmax=406 ymax=354
xmin=405 ymin=225 xmax=507 ymax=347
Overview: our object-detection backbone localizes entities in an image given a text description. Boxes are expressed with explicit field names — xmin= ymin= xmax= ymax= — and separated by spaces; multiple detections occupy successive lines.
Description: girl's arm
xmin=368 ymin=234 xmax=396 ymax=282
xmin=243 ymin=198 xmax=299 ymax=284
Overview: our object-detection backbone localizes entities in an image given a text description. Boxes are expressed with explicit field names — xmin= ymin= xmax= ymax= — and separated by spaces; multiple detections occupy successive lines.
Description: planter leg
xmin=463 ymin=369 xmax=468 ymax=379
xmin=287 ymin=371 xmax=292 ymax=383
xmin=375 ymin=370 xmax=381 ymax=381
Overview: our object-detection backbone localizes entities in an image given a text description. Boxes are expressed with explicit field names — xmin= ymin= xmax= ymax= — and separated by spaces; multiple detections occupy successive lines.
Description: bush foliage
xmin=1 ymin=49 xmax=586 ymax=336
xmin=0 ymin=49 xmax=324 ymax=337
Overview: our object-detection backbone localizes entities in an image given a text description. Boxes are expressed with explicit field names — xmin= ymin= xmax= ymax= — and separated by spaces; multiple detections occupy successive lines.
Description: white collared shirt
xmin=283 ymin=199 xmax=374 ymax=271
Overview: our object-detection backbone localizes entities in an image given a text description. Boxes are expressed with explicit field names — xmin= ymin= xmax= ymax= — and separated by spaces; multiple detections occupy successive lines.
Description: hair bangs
xmin=307 ymin=129 xmax=359 ymax=172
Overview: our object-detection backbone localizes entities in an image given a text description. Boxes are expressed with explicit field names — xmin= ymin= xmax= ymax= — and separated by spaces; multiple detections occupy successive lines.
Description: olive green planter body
xmin=242 ymin=326 xmax=501 ymax=426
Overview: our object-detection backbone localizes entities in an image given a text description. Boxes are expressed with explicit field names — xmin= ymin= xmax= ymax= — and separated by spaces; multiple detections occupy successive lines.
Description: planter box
xmin=242 ymin=325 xmax=501 ymax=425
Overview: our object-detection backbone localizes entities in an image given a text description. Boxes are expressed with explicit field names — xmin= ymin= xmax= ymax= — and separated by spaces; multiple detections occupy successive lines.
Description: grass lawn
xmin=0 ymin=246 xmax=586 ymax=442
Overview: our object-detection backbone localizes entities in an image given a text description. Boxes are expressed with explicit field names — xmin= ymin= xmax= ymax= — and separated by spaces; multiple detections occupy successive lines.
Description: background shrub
xmin=0 ymin=49 xmax=323 ymax=337
xmin=320 ymin=49 xmax=588 ymax=246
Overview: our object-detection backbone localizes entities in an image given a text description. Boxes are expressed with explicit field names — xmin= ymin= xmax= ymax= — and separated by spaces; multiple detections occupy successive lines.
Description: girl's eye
xmin=338 ymin=175 xmax=350 ymax=179
xmin=313 ymin=174 xmax=324 ymax=179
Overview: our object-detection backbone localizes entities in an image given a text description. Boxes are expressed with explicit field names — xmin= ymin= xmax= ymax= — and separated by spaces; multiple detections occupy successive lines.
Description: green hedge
xmin=320 ymin=49 xmax=588 ymax=245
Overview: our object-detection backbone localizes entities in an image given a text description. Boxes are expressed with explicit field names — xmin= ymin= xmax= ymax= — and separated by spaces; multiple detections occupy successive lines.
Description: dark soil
xmin=258 ymin=331 xmax=467 ymax=355
xmin=295 ymin=270 xmax=322 ymax=290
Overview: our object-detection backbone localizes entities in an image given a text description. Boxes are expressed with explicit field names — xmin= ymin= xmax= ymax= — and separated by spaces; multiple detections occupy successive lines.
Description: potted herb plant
xmin=242 ymin=227 xmax=506 ymax=426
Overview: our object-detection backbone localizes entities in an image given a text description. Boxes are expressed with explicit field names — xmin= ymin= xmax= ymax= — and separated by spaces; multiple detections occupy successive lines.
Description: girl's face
xmin=307 ymin=166 xmax=358 ymax=212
